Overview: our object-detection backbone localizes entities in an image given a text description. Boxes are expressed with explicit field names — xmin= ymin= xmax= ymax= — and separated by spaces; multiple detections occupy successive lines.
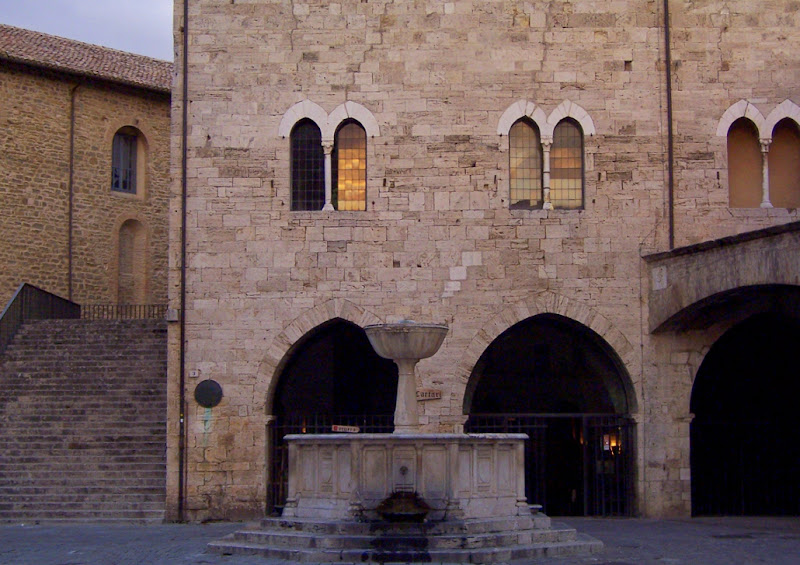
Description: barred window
xmin=333 ymin=121 xmax=367 ymax=211
xmin=111 ymin=130 xmax=138 ymax=194
xmin=551 ymin=119 xmax=584 ymax=209
xmin=291 ymin=119 xmax=325 ymax=211
xmin=509 ymin=119 xmax=543 ymax=209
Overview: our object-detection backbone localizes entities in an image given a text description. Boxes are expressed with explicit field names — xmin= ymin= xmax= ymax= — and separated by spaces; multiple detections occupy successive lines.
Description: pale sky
xmin=0 ymin=0 xmax=174 ymax=61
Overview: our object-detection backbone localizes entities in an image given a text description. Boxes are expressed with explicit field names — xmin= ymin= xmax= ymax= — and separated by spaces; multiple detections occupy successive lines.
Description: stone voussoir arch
xmin=716 ymin=99 xmax=767 ymax=138
xmin=260 ymin=299 xmax=384 ymax=414
xmin=455 ymin=291 xmax=639 ymax=414
xmin=497 ymin=99 xmax=596 ymax=139
xmin=764 ymin=99 xmax=800 ymax=137
xmin=278 ymin=99 xmax=379 ymax=144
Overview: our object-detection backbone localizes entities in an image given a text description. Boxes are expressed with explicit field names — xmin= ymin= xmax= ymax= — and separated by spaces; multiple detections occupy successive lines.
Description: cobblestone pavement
xmin=1 ymin=517 xmax=798 ymax=565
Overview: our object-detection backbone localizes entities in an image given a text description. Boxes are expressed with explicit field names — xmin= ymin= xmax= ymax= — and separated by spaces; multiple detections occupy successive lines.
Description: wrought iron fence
xmin=267 ymin=413 xmax=394 ymax=514
xmin=80 ymin=303 xmax=168 ymax=320
xmin=466 ymin=413 xmax=635 ymax=517
xmin=0 ymin=283 xmax=80 ymax=355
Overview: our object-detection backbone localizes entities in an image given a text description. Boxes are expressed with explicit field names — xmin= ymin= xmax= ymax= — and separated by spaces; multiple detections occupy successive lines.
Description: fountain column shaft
xmin=394 ymin=359 xmax=419 ymax=433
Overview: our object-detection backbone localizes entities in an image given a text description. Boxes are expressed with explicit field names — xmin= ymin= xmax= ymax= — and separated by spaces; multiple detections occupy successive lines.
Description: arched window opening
xmin=551 ymin=119 xmax=584 ymax=209
xmin=727 ymin=118 xmax=763 ymax=208
xmin=111 ymin=127 xmax=140 ymax=194
xmin=290 ymin=119 xmax=324 ymax=211
xmin=117 ymin=219 xmax=147 ymax=304
xmin=332 ymin=121 xmax=367 ymax=211
xmin=267 ymin=319 xmax=398 ymax=513
xmin=690 ymin=313 xmax=800 ymax=516
xmin=768 ymin=119 xmax=800 ymax=208
xmin=509 ymin=119 xmax=543 ymax=210
xmin=465 ymin=314 xmax=635 ymax=517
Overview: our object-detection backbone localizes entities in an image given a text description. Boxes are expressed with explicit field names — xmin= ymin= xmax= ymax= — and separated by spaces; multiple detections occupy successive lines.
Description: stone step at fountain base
xmin=208 ymin=517 xmax=603 ymax=563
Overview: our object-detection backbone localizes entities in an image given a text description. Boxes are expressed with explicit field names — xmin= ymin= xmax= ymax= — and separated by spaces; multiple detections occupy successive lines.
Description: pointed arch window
xmin=291 ymin=119 xmax=325 ymax=211
xmin=509 ymin=119 xmax=543 ymax=209
xmin=551 ymin=119 xmax=584 ymax=209
xmin=332 ymin=121 xmax=367 ymax=211
xmin=768 ymin=119 xmax=800 ymax=208
xmin=727 ymin=118 xmax=763 ymax=208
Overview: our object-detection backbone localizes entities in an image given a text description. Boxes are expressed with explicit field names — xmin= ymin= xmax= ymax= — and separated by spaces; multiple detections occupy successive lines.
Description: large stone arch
xmin=277 ymin=99 xmax=328 ymax=139
xmin=260 ymin=299 xmax=383 ymax=416
xmin=457 ymin=291 xmax=638 ymax=415
xmin=764 ymin=100 xmax=800 ymax=138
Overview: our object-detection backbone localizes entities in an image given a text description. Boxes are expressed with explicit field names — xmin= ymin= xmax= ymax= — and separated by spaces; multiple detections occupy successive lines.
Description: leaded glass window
xmin=291 ymin=119 xmax=325 ymax=211
xmin=333 ymin=121 xmax=367 ymax=211
xmin=509 ymin=119 xmax=543 ymax=209
xmin=551 ymin=119 xmax=584 ymax=209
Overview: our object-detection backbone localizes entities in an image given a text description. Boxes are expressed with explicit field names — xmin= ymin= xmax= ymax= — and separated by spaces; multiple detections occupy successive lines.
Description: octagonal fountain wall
xmin=280 ymin=321 xmax=531 ymax=522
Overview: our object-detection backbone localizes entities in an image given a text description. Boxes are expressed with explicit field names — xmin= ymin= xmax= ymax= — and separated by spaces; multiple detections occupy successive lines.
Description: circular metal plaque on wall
xmin=194 ymin=379 xmax=223 ymax=408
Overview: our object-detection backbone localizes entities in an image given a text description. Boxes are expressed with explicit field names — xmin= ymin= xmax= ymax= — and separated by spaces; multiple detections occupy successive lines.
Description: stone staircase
xmin=208 ymin=514 xmax=603 ymax=562
xmin=0 ymin=319 xmax=167 ymax=523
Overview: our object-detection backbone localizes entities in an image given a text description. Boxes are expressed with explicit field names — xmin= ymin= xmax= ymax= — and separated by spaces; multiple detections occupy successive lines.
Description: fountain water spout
xmin=364 ymin=321 xmax=448 ymax=434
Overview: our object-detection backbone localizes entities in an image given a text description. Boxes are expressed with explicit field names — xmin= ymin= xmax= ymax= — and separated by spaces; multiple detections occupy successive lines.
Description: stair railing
xmin=80 ymin=303 xmax=168 ymax=320
xmin=0 ymin=283 xmax=81 ymax=356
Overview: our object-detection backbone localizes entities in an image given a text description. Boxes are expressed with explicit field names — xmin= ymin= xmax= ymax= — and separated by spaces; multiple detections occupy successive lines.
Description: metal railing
xmin=0 ymin=283 xmax=80 ymax=355
xmin=81 ymin=303 xmax=168 ymax=320
xmin=466 ymin=413 xmax=635 ymax=517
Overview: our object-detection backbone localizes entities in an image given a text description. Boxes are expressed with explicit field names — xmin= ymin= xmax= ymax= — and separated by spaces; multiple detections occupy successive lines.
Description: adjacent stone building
xmin=0 ymin=25 xmax=172 ymax=307
xmin=168 ymin=1 xmax=800 ymax=521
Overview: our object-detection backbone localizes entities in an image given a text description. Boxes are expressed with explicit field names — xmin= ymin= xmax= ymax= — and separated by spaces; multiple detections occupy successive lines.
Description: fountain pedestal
xmin=363 ymin=322 xmax=448 ymax=434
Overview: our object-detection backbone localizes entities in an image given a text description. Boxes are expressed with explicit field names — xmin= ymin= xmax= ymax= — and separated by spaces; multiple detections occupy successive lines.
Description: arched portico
xmin=463 ymin=307 xmax=637 ymax=517
xmin=262 ymin=302 xmax=396 ymax=513
xmin=690 ymin=313 xmax=800 ymax=516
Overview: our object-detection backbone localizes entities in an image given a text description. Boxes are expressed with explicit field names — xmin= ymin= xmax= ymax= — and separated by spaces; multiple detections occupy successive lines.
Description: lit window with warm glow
xmin=333 ymin=121 xmax=367 ymax=211
xmin=551 ymin=119 xmax=584 ymax=209
xmin=509 ymin=119 xmax=543 ymax=209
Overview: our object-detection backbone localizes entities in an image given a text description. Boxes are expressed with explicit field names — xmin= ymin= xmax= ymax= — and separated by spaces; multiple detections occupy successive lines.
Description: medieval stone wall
xmin=0 ymin=65 xmax=170 ymax=306
xmin=170 ymin=0 xmax=800 ymax=520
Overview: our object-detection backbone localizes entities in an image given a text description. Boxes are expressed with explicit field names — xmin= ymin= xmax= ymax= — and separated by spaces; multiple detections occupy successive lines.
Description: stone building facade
xmin=168 ymin=1 xmax=800 ymax=521
xmin=0 ymin=25 xmax=171 ymax=307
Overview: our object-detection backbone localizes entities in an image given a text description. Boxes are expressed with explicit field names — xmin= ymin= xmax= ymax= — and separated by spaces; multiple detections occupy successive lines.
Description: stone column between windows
xmin=759 ymin=138 xmax=772 ymax=208
xmin=542 ymin=137 xmax=553 ymax=210
xmin=322 ymin=141 xmax=335 ymax=211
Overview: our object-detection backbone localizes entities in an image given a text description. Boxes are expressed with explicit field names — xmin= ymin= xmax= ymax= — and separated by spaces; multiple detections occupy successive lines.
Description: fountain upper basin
xmin=364 ymin=321 xmax=448 ymax=360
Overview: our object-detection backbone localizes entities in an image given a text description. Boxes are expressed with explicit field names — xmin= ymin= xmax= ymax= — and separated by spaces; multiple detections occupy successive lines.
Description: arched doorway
xmin=690 ymin=313 xmax=800 ymax=516
xmin=465 ymin=313 xmax=635 ymax=516
xmin=267 ymin=318 xmax=398 ymax=513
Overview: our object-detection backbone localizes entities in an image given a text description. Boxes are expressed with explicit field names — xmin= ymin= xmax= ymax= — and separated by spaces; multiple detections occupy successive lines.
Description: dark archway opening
xmin=465 ymin=314 xmax=635 ymax=517
xmin=267 ymin=318 xmax=398 ymax=513
xmin=691 ymin=313 xmax=800 ymax=516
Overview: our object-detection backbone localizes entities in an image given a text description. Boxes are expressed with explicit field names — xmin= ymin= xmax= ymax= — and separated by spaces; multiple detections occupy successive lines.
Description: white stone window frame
xmin=279 ymin=100 xmax=379 ymax=211
xmin=497 ymin=100 xmax=595 ymax=210
xmin=717 ymin=99 xmax=800 ymax=208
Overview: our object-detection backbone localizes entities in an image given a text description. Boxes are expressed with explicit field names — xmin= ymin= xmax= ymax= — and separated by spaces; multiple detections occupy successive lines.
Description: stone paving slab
xmin=0 ymin=517 xmax=798 ymax=565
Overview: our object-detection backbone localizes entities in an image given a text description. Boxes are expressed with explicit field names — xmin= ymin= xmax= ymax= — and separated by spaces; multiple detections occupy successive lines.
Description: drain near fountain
xmin=208 ymin=321 xmax=603 ymax=562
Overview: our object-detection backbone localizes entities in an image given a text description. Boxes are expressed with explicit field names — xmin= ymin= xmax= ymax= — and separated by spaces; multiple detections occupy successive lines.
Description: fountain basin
xmin=281 ymin=433 xmax=529 ymax=522
xmin=364 ymin=322 xmax=448 ymax=360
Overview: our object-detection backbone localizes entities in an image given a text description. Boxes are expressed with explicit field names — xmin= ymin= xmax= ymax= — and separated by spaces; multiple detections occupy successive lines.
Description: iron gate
xmin=466 ymin=413 xmax=635 ymax=516
xmin=267 ymin=414 xmax=394 ymax=514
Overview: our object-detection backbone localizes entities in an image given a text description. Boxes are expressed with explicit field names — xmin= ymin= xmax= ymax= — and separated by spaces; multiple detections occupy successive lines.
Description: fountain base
xmin=281 ymin=433 xmax=529 ymax=522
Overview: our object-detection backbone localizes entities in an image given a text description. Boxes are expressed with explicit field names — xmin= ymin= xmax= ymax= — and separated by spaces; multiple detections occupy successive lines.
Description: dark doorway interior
xmin=691 ymin=313 xmax=800 ymax=516
xmin=465 ymin=314 xmax=635 ymax=516
xmin=267 ymin=319 xmax=398 ymax=513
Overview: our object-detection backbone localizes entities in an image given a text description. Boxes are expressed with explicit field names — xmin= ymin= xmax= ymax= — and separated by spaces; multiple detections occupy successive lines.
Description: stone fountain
xmin=209 ymin=321 xmax=602 ymax=562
